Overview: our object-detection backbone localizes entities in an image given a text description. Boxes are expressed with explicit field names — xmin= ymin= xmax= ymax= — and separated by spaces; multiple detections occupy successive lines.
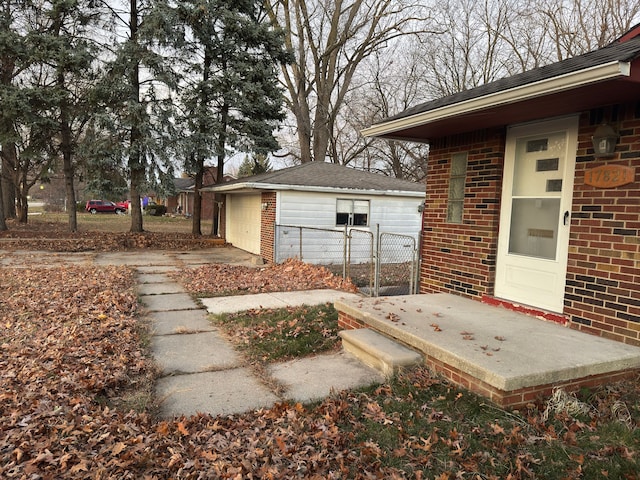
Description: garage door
xmin=226 ymin=194 xmax=261 ymax=254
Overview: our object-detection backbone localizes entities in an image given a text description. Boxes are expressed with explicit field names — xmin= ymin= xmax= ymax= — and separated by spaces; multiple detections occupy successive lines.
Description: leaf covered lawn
xmin=2 ymin=263 xmax=639 ymax=479
xmin=171 ymin=258 xmax=358 ymax=296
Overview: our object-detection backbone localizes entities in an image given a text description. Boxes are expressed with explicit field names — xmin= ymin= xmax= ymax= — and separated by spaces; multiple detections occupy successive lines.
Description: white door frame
xmin=495 ymin=116 xmax=578 ymax=313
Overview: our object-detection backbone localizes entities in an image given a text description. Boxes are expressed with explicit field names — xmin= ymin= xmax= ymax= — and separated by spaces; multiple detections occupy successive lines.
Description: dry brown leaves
xmin=0 ymin=262 xmax=396 ymax=479
xmin=0 ymin=222 xmax=216 ymax=251
xmin=172 ymin=258 xmax=359 ymax=295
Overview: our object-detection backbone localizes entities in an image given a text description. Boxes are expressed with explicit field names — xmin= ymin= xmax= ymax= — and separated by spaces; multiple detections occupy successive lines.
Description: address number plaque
xmin=584 ymin=165 xmax=635 ymax=188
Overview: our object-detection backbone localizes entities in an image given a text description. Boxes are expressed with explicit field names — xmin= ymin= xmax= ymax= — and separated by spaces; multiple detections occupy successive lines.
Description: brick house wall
xmin=260 ymin=192 xmax=277 ymax=262
xmin=420 ymin=128 xmax=505 ymax=299
xmin=421 ymin=102 xmax=640 ymax=346
xmin=567 ymin=104 xmax=640 ymax=346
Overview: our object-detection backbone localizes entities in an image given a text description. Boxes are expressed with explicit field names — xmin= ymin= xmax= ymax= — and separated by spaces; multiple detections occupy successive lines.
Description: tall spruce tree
xmin=0 ymin=0 xmax=30 ymax=221
xmin=35 ymin=0 xmax=102 ymax=231
xmin=175 ymin=0 xmax=290 ymax=235
xmin=93 ymin=0 xmax=179 ymax=233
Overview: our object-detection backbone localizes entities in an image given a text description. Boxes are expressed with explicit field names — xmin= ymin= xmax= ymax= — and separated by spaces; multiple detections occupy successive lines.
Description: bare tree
xmin=266 ymin=0 xmax=434 ymax=164
xmin=341 ymin=47 xmax=429 ymax=180
xmin=535 ymin=0 xmax=640 ymax=60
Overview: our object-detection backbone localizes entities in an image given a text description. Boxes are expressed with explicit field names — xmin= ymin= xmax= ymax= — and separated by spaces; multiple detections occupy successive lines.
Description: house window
xmin=447 ymin=152 xmax=468 ymax=223
xmin=336 ymin=199 xmax=369 ymax=226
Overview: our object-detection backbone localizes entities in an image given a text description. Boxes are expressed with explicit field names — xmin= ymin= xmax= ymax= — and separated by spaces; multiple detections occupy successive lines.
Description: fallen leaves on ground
xmin=2 ymin=261 xmax=639 ymax=478
xmin=0 ymin=220 xmax=217 ymax=251
xmin=171 ymin=258 xmax=358 ymax=295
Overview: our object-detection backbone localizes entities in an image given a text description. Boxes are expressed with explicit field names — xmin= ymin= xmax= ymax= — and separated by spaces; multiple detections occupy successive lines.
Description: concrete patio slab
xmin=156 ymin=368 xmax=281 ymax=418
xmin=152 ymin=331 xmax=242 ymax=374
xmin=136 ymin=265 xmax=179 ymax=274
xmin=149 ymin=310 xmax=215 ymax=335
xmin=269 ymin=352 xmax=384 ymax=403
xmin=335 ymin=293 xmax=640 ymax=406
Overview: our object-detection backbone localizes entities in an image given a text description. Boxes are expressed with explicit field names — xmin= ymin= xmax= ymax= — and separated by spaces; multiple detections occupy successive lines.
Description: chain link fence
xmin=274 ymin=224 xmax=418 ymax=296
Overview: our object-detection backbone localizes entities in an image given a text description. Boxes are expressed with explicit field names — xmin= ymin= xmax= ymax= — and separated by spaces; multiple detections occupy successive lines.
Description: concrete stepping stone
xmin=268 ymin=351 xmax=384 ymax=403
xmin=137 ymin=273 xmax=173 ymax=284
xmin=149 ymin=310 xmax=215 ymax=335
xmin=156 ymin=368 xmax=281 ymax=418
xmin=140 ymin=293 xmax=199 ymax=312
xmin=137 ymin=282 xmax=185 ymax=295
xmin=152 ymin=331 xmax=242 ymax=375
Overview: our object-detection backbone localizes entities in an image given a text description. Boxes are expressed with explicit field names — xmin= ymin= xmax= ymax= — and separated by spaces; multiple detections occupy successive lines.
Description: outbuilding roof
xmin=363 ymin=25 xmax=640 ymax=142
xmin=202 ymin=161 xmax=425 ymax=196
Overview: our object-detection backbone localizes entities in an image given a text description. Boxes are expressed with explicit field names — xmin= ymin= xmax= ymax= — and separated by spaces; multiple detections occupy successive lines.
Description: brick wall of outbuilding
xmin=260 ymin=192 xmax=277 ymax=262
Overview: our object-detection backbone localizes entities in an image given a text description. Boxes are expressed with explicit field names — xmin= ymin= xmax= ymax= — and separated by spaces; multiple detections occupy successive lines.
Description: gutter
xmin=362 ymin=61 xmax=631 ymax=138
xmin=201 ymin=182 xmax=425 ymax=197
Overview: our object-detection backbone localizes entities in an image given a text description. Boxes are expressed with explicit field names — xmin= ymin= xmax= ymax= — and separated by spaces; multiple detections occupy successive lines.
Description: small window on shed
xmin=447 ymin=152 xmax=468 ymax=223
xmin=336 ymin=199 xmax=369 ymax=226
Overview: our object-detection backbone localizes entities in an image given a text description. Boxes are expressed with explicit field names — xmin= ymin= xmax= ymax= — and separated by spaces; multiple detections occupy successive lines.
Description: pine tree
xmin=237 ymin=153 xmax=272 ymax=177
xmin=175 ymin=0 xmax=290 ymax=235
xmin=91 ymin=0 xmax=179 ymax=233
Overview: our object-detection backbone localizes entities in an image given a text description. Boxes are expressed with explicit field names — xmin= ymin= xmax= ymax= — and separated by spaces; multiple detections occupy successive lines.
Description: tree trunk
xmin=58 ymin=73 xmax=77 ymax=231
xmin=128 ymin=0 xmax=144 ymax=233
xmin=0 ymin=164 xmax=6 ymax=230
xmin=191 ymin=154 xmax=203 ymax=235
xmin=1 ymin=144 xmax=16 ymax=219
xmin=129 ymin=167 xmax=144 ymax=232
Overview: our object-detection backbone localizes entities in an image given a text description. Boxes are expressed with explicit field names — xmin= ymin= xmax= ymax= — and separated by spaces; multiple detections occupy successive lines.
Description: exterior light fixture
xmin=591 ymin=124 xmax=618 ymax=158
xmin=261 ymin=202 xmax=268 ymax=210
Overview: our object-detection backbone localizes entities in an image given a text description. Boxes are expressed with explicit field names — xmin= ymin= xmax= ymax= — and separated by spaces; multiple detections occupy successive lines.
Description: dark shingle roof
xmin=174 ymin=178 xmax=195 ymax=191
xmin=385 ymin=34 xmax=640 ymax=123
xmin=212 ymin=162 xmax=425 ymax=194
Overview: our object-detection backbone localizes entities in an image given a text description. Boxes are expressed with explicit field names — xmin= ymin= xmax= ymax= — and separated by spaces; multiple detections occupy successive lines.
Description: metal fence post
xmin=374 ymin=224 xmax=380 ymax=297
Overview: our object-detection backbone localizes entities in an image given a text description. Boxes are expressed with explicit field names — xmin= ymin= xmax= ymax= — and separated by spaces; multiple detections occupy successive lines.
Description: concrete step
xmin=339 ymin=328 xmax=423 ymax=377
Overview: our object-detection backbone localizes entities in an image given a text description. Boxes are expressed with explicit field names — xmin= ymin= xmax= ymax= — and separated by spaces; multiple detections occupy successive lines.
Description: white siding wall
xmin=226 ymin=194 xmax=261 ymax=254
xmin=275 ymin=191 xmax=423 ymax=264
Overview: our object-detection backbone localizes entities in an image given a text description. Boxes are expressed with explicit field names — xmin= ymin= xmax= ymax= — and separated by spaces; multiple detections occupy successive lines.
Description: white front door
xmin=495 ymin=116 xmax=578 ymax=313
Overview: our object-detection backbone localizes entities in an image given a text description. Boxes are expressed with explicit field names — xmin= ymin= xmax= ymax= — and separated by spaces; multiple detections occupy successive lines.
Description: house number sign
xmin=584 ymin=165 xmax=635 ymax=188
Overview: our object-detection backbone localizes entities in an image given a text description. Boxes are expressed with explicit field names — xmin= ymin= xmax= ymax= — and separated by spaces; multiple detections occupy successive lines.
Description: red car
xmin=85 ymin=200 xmax=126 ymax=214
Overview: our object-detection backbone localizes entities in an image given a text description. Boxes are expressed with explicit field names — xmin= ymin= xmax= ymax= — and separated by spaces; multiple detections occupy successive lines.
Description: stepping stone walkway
xmin=138 ymin=267 xmax=383 ymax=418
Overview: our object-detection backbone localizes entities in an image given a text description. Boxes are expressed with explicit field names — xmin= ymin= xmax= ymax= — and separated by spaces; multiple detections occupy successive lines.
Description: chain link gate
xmin=375 ymin=232 xmax=418 ymax=296
xmin=274 ymin=224 xmax=418 ymax=297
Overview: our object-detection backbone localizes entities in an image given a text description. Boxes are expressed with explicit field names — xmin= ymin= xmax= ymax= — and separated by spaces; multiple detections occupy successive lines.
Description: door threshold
xmin=482 ymin=295 xmax=568 ymax=325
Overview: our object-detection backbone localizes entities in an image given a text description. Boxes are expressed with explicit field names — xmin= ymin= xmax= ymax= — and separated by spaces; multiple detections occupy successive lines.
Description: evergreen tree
xmin=91 ymin=0 xmax=179 ymax=232
xmin=175 ymin=0 xmax=290 ymax=235
xmin=36 ymin=0 xmax=102 ymax=231
xmin=237 ymin=153 xmax=272 ymax=177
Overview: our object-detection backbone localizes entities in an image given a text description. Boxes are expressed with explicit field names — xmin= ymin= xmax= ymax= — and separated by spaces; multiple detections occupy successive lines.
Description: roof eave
xmin=362 ymin=61 xmax=631 ymax=139
xmin=202 ymin=182 xmax=425 ymax=197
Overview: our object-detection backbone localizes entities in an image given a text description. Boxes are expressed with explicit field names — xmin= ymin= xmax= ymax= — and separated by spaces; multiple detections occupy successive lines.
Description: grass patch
xmin=212 ymin=303 xmax=340 ymax=364
xmin=326 ymin=369 xmax=640 ymax=479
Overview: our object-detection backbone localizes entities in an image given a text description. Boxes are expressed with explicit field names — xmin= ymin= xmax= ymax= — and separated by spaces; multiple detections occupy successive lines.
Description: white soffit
xmin=361 ymin=61 xmax=631 ymax=138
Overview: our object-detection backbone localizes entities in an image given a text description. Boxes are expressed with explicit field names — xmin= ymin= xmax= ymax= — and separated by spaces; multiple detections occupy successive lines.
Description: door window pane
xmin=508 ymin=198 xmax=560 ymax=259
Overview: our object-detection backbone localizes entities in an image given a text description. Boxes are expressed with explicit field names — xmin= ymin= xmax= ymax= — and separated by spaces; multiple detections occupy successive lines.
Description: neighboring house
xmin=166 ymin=177 xmax=195 ymax=215
xmin=363 ymin=25 xmax=640 ymax=346
xmin=202 ymin=162 xmax=425 ymax=262
xmin=164 ymin=168 xmax=234 ymax=221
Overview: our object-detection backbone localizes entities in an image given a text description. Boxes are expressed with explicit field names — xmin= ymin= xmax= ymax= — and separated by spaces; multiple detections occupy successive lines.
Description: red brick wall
xmin=260 ymin=192 xmax=277 ymax=262
xmin=420 ymin=128 xmax=505 ymax=298
xmin=421 ymin=103 xmax=640 ymax=346
xmin=567 ymin=105 xmax=640 ymax=346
